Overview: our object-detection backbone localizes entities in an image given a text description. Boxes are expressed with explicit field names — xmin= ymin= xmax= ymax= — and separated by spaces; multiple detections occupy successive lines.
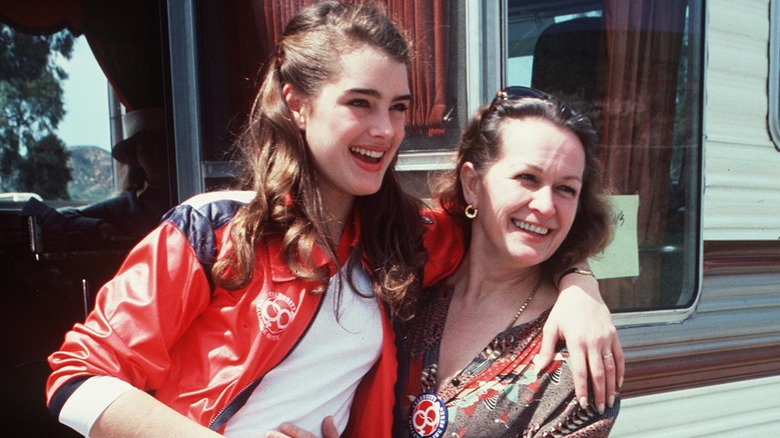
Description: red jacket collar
xmin=267 ymin=208 xmax=361 ymax=282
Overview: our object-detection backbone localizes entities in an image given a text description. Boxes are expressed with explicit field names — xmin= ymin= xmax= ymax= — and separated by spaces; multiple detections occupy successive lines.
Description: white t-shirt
xmin=224 ymin=262 xmax=382 ymax=437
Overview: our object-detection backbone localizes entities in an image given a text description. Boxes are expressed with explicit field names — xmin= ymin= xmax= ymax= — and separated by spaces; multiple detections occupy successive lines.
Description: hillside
xmin=67 ymin=145 xmax=114 ymax=201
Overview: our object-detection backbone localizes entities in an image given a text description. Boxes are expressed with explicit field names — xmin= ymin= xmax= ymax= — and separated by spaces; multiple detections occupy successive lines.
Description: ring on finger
xmin=602 ymin=352 xmax=613 ymax=360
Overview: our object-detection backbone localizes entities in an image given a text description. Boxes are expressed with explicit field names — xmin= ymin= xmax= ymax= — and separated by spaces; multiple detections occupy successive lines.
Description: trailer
xmin=1 ymin=0 xmax=778 ymax=436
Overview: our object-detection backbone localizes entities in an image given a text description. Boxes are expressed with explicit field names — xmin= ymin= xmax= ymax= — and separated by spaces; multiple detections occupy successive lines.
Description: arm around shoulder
xmin=537 ymin=264 xmax=624 ymax=414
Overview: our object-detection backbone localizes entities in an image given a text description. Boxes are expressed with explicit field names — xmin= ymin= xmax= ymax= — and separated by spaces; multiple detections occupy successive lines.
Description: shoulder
xmin=159 ymin=190 xmax=255 ymax=269
xmin=179 ymin=190 xmax=255 ymax=214
xmin=420 ymin=207 xmax=450 ymax=226
xmin=420 ymin=207 xmax=465 ymax=286
xmin=163 ymin=190 xmax=254 ymax=231
xmin=181 ymin=190 xmax=256 ymax=208
xmin=420 ymin=207 xmax=464 ymax=240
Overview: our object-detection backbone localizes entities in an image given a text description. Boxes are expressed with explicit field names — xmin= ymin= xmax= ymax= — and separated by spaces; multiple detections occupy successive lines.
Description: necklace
xmin=504 ymin=276 xmax=542 ymax=331
xmin=437 ymin=276 xmax=544 ymax=390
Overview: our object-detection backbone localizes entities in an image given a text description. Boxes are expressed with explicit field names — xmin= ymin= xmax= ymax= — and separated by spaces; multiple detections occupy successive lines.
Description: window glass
xmin=58 ymin=36 xmax=114 ymax=203
xmin=193 ymin=1 xmax=701 ymax=312
xmin=197 ymin=1 xmax=465 ymax=194
xmin=0 ymin=26 xmax=112 ymax=204
xmin=505 ymin=0 xmax=703 ymax=312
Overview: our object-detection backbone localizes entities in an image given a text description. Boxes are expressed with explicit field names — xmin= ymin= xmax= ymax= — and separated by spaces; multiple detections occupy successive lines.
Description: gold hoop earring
xmin=464 ymin=204 xmax=478 ymax=219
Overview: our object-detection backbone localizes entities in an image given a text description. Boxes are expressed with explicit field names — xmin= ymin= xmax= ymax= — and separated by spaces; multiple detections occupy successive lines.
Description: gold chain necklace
xmin=504 ymin=276 xmax=543 ymax=331
xmin=443 ymin=276 xmax=544 ymax=389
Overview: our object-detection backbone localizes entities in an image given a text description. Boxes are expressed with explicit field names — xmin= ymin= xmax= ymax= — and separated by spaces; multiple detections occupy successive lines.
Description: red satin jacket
xmin=46 ymin=191 xmax=463 ymax=436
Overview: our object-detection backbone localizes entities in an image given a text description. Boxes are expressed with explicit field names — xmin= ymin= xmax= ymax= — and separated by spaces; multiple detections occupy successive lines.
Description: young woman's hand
xmin=265 ymin=416 xmax=339 ymax=438
xmin=535 ymin=271 xmax=624 ymax=415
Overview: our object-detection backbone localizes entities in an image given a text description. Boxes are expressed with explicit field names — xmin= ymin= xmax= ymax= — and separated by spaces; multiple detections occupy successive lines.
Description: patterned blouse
xmin=395 ymin=283 xmax=619 ymax=438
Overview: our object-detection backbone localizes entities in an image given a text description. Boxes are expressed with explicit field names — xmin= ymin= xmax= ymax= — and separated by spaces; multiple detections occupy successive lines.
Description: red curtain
xmin=0 ymin=0 xmax=86 ymax=33
xmin=243 ymin=0 xmax=450 ymax=137
xmin=386 ymin=0 xmax=449 ymax=136
xmin=600 ymin=0 xmax=688 ymax=308
xmin=0 ymin=0 xmax=165 ymax=111
xmin=79 ymin=2 xmax=165 ymax=111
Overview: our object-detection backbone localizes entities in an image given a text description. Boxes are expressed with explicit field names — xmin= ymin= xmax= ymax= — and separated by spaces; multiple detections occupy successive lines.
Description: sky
xmin=56 ymin=36 xmax=112 ymax=151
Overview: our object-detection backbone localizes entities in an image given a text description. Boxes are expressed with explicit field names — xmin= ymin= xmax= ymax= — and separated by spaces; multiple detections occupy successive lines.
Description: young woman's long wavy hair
xmin=212 ymin=1 xmax=426 ymax=319
xmin=434 ymin=94 xmax=613 ymax=278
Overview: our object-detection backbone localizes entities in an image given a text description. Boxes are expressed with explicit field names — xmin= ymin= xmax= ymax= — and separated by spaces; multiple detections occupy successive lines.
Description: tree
xmin=18 ymin=134 xmax=72 ymax=199
xmin=0 ymin=24 xmax=74 ymax=199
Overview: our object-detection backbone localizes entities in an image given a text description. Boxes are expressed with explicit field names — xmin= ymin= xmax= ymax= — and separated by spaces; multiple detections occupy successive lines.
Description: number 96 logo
xmin=408 ymin=393 xmax=448 ymax=438
xmin=256 ymin=293 xmax=297 ymax=340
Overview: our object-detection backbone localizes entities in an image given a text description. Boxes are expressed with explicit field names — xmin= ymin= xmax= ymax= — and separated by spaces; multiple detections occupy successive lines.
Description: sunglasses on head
xmin=487 ymin=86 xmax=583 ymax=120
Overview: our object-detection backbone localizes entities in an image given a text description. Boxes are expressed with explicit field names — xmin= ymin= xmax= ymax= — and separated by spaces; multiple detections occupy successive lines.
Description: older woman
xmin=397 ymin=87 xmax=620 ymax=437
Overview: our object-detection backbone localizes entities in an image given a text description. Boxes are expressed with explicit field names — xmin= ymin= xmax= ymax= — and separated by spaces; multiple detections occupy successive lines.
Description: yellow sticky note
xmin=588 ymin=195 xmax=640 ymax=279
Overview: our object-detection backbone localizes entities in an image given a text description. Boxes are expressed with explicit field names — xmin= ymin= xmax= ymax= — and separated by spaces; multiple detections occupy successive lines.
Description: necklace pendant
xmin=408 ymin=392 xmax=448 ymax=438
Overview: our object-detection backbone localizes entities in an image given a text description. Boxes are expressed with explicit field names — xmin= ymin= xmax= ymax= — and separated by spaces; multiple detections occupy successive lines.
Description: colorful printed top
xmin=396 ymin=283 xmax=619 ymax=438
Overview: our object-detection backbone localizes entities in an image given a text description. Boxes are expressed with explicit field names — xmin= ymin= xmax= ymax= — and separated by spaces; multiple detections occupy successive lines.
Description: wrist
xmin=557 ymin=266 xmax=595 ymax=288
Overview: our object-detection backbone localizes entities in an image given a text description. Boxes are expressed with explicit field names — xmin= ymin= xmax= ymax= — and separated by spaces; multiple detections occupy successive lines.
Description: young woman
xmin=46 ymin=3 xmax=620 ymax=438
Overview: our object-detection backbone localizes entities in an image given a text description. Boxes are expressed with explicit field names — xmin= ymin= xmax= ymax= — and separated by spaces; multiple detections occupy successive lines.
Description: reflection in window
xmin=506 ymin=0 xmax=703 ymax=312
xmin=0 ymin=25 xmax=111 ymax=203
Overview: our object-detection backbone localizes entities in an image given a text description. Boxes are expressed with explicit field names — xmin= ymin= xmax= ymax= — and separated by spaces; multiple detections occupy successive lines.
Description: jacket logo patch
xmin=256 ymin=292 xmax=297 ymax=340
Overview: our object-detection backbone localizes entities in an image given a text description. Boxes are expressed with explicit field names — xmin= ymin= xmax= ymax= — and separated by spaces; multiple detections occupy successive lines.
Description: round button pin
xmin=408 ymin=392 xmax=448 ymax=438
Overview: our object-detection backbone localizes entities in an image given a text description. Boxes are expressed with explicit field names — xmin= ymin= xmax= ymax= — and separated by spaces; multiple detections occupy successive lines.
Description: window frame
xmin=491 ymin=0 xmax=704 ymax=325
xmin=397 ymin=0 xmax=500 ymax=172
xmin=770 ymin=0 xmax=780 ymax=150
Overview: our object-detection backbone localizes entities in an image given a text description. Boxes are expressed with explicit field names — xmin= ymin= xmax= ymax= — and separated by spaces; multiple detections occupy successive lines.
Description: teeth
xmin=350 ymin=147 xmax=384 ymax=159
xmin=513 ymin=220 xmax=549 ymax=236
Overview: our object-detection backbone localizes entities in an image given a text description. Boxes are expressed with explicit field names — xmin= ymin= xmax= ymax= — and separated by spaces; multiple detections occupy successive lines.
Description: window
xmin=191 ymin=0 xmax=702 ymax=313
xmin=0 ymin=27 xmax=113 ymax=204
xmin=503 ymin=0 xmax=703 ymax=312
xmin=771 ymin=0 xmax=780 ymax=150
xmin=1 ymin=0 xmax=176 ymax=254
xmin=195 ymin=0 xmax=465 ymax=199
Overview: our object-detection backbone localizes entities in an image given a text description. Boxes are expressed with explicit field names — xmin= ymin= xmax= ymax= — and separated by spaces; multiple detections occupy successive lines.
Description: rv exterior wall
xmin=704 ymin=0 xmax=780 ymax=241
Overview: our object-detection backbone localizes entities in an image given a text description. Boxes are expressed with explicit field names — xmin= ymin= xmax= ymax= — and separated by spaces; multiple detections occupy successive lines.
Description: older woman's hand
xmin=535 ymin=271 xmax=624 ymax=415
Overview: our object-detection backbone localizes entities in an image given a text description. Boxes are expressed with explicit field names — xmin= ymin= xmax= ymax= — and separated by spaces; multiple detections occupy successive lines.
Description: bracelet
xmin=558 ymin=266 xmax=595 ymax=287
